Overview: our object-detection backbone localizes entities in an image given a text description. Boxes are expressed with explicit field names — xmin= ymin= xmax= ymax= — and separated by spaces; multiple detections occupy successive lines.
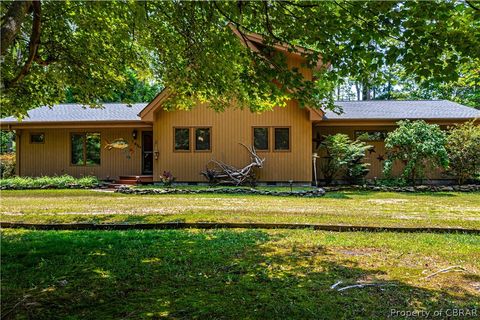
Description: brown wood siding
xmin=154 ymin=101 xmax=313 ymax=182
xmin=18 ymin=128 xmax=144 ymax=178
xmin=313 ymin=125 xmax=450 ymax=180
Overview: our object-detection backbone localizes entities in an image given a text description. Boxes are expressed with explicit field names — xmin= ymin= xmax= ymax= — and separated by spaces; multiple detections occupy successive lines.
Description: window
xmin=355 ymin=130 xmax=387 ymax=141
xmin=274 ymin=127 xmax=290 ymax=151
xmin=71 ymin=133 xmax=101 ymax=166
xmin=195 ymin=128 xmax=211 ymax=151
xmin=253 ymin=127 xmax=269 ymax=151
xmin=30 ymin=133 xmax=45 ymax=144
xmin=174 ymin=128 xmax=190 ymax=151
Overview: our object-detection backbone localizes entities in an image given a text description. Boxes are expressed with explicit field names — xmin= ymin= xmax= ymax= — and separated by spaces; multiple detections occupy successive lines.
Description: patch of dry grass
xmin=1 ymin=189 xmax=479 ymax=229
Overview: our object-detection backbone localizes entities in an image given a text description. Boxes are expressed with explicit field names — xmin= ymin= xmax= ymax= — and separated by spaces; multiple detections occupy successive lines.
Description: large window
xmin=274 ymin=127 xmax=290 ymax=151
xmin=71 ymin=133 xmax=101 ymax=166
xmin=174 ymin=127 xmax=211 ymax=152
xmin=355 ymin=130 xmax=387 ymax=141
xmin=195 ymin=128 xmax=211 ymax=151
xmin=253 ymin=127 xmax=269 ymax=151
xmin=174 ymin=128 xmax=190 ymax=151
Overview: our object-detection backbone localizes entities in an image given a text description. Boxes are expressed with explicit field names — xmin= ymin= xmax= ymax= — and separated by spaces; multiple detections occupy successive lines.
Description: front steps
xmin=109 ymin=175 xmax=153 ymax=187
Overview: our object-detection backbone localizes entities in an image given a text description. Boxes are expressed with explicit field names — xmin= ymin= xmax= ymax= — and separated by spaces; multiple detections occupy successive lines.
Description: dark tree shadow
xmin=1 ymin=230 xmax=478 ymax=319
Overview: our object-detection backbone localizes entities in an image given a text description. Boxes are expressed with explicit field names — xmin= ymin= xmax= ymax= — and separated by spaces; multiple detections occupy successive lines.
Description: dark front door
xmin=142 ymin=131 xmax=153 ymax=175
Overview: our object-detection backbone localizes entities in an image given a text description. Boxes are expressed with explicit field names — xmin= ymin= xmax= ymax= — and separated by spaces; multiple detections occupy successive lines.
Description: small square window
xmin=174 ymin=128 xmax=190 ymax=151
xmin=253 ymin=127 xmax=269 ymax=151
xmin=274 ymin=128 xmax=290 ymax=151
xmin=30 ymin=133 xmax=45 ymax=144
xmin=195 ymin=128 xmax=211 ymax=151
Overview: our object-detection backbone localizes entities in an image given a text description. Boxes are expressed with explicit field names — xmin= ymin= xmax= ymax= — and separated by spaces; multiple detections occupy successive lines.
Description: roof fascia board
xmin=138 ymin=88 xmax=172 ymax=121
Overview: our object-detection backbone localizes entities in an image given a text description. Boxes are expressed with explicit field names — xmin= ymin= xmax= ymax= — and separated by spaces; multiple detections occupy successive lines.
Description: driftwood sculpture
xmin=201 ymin=143 xmax=265 ymax=186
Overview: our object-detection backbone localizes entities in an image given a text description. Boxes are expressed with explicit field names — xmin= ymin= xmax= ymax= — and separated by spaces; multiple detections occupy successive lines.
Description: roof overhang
xmin=0 ymin=120 xmax=152 ymax=130
xmin=138 ymin=88 xmax=171 ymax=122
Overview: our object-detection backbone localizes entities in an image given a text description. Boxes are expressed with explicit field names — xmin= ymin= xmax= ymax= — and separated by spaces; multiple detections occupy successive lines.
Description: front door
xmin=142 ymin=131 xmax=153 ymax=175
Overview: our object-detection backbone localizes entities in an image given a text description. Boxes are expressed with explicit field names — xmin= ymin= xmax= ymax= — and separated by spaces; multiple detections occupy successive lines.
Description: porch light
xmin=154 ymin=141 xmax=159 ymax=159
xmin=132 ymin=129 xmax=138 ymax=140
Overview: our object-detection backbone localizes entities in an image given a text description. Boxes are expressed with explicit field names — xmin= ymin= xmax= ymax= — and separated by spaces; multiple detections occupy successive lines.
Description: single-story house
xmin=1 ymin=99 xmax=478 ymax=184
xmin=1 ymin=28 xmax=479 ymax=184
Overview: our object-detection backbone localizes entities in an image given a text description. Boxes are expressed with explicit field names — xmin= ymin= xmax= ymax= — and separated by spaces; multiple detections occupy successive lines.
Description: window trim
xmin=70 ymin=132 xmax=101 ymax=167
xmin=273 ymin=126 xmax=291 ymax=152
xmin=173 ymin=127 xmax=192 ymax=153
xmin=193 ymin=127 xmax=212 ymax=153
xmin=30 ymin=132 xmax=45 ymax=144
xmin=251 ymin=126 xmax=270 ymax=152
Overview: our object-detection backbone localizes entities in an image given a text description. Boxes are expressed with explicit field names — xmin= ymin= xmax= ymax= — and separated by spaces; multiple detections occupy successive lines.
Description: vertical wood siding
xmin=154 ymin=101 xmax=313 ymax=182
xmin=18 ymin=128 xmax=145 ymax=178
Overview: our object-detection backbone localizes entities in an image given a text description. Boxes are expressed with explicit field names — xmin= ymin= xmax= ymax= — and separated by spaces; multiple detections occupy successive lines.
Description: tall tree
xmin=1 ymin=1 xmax=479 ymax=118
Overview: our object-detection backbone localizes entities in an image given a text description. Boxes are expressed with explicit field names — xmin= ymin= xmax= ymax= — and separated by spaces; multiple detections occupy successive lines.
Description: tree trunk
xmin=1 ymin=1 xmax=33 ymax=57
xmin=7 ymin=0 xmax=42 ymax=88
xmin=362 ymin=81 xmax=370 ymax=100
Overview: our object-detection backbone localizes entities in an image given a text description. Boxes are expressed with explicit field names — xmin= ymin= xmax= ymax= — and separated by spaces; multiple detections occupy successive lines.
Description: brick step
xmin=118 ymin=175 xmax=153 ymax=182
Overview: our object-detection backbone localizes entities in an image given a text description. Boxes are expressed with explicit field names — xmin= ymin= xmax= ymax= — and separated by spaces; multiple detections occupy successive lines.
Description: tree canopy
xmin=1 ymin=0 xmax=479 ymax=118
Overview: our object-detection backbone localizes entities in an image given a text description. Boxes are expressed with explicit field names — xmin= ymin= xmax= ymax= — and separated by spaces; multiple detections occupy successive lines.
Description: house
xmin=1 ymin=28 xmax=479 ymax=184
xmin=1 ymin=99 xmax=478 ymax=184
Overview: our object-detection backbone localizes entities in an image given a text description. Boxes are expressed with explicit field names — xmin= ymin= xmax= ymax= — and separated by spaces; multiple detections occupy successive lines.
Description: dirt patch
xmin=367 ymin=199 xmax=409 ymax=204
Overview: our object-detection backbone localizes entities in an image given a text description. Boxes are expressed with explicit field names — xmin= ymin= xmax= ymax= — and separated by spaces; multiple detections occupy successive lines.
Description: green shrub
xmin=445 ymin=121 xmax=480 ymax=184
xmin=0 ymin=130 xmax=15 ymax=153
xmin=384 ymin=120 xmax=449 ymax=185
xmin=0 ymin=153 xmax=16 ymax=178
xmin=319 ymin=134 xmax=372 ymax=184
xmin=0 ymin=175 xmax=99 ymax=189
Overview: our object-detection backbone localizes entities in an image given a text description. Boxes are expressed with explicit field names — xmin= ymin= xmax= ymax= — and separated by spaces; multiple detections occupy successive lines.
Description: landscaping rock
xmin=115 ymin=187 xmax=327 ymax=197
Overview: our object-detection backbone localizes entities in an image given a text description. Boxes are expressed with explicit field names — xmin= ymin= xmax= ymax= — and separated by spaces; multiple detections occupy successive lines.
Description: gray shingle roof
xmin=325 ymin=100 xmax=479 ymax=120
xmin=1 ymin=100 xmax=478 ymax=124
xmin=1 ymin=103 xmax=147 ymax=123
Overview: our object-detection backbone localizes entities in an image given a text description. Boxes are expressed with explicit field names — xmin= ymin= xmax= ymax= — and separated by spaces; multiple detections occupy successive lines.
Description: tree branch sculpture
xmin=201 ymin=143 xmax=265 ymax=186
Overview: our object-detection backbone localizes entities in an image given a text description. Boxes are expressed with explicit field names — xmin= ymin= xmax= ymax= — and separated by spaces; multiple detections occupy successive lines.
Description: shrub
xmin=0 ymin=175 xmax=99 ymax=189
xmin=319 ymin=134 xmax=372 ymax=184
xmin=0 ymin=130 xmax=15 ymax=153
xmin=159 ymin=171 xmax=176 ymax=186
xmin=384 ymin=120 xmax=449 ymax=185
xmin=0 ymin=153 xmax=16 ymax=178
xmin=445 ymin=121 xmax=480 ymax=184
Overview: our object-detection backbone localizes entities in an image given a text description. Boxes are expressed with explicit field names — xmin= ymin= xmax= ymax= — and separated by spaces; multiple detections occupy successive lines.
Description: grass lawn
xmin=1 ymin=229 xmax=479 ymax=319
xmin=1 ymin=189 xmax=480 ymax=229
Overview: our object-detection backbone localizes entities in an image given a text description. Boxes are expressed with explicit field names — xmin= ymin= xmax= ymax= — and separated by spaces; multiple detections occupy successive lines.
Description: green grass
xmin=1 ymin=189 xmax=480 ymax=229
xmin=1 ymin=229 xmax=479 ymax=319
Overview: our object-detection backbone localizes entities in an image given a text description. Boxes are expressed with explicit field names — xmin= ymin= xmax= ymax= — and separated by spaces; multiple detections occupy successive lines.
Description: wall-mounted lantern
xmin=154 ymin=141 xmax=159 ymax=160
xmin=132 ymin=129 xmax=138 ymax=140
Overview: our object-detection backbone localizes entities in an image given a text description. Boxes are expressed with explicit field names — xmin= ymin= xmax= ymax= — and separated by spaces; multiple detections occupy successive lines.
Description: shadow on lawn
xmin=1 ymin=230 xmax=478 ymax=319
